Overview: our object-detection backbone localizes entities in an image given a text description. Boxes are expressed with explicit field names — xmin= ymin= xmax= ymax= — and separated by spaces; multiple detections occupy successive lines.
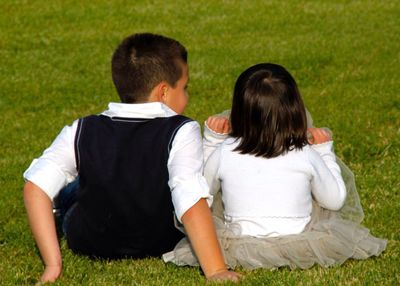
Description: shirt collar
xmin=101 ymin=102 xmax=177 ymax=119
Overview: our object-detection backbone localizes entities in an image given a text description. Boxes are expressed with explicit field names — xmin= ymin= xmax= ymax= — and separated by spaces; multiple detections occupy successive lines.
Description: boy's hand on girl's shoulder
xmin=206 ymin=116 xmax=231 ymax=134
xmin=207 ymin=269 xmax=242 ymax=283
xmin=307 ymin=127 xmax=332 ymax=145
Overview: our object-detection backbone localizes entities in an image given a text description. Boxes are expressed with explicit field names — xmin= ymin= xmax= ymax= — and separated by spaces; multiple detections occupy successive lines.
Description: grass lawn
xmin=1 ymin=0 xmax=399 ymax=285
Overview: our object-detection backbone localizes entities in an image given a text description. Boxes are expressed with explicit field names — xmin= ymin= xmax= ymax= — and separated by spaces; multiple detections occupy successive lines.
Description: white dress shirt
xmin=23 ymin=102 xmax=211 ymax=221
xmin=203 ymin=124 xmax=346 ymax=237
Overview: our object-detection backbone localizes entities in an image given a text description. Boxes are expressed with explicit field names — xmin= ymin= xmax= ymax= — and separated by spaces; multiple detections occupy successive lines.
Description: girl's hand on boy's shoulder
xmin=206 ymin=116 xmax=230 ymax=134
xmin=307 ymin=128 xmax=332 ymax=145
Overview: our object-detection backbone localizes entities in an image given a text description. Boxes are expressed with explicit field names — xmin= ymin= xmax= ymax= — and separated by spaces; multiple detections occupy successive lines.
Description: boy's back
xmin=68 ymin=114 xmax=191 ymax=258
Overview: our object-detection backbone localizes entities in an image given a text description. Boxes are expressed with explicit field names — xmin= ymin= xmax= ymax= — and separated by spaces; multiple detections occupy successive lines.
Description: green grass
xmin=1 ymin=0 xmax=399 ymax=285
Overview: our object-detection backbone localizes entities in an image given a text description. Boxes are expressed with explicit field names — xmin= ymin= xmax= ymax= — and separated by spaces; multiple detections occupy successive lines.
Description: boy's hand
xmin=307 ymin=128 xmax=332 ymax=144
xmin=207 ymin=269 xmax=242 ymax=282
xmin=206 ymin=116 xmax=230 ymax=134
xmin=40 ymin=265 xmax=62 ymax=283
xmin=181 ymin=199 xmax=240 ymax=283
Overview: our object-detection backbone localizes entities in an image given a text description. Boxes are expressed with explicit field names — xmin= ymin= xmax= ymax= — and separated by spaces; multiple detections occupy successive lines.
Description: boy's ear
xmin=151 ymin=82 xmax=169 ymax=103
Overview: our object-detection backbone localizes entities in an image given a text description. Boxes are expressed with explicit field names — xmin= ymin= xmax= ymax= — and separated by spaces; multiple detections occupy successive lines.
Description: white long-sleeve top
xmin=23 ymin=102 xmax=211 ymax=222
xmin=203 ymin=125 xmax=346 ymax=237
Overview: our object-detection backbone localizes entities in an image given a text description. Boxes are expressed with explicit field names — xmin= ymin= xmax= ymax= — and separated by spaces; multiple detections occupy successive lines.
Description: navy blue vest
xmin=66 ymin=114 xmax=191 ymax=259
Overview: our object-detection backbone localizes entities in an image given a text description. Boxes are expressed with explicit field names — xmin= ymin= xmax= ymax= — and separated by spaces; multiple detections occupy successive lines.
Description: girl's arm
xmin=307 ymin=129 xmax=347 ymax=210
xmin=204 ymin=143 xmax=222 ymax=196
xmin=24 ymin=181 xmax=62 ymax=283
xmin=203 ymin=116 xmax=230 ymax=162
xmin=181 ymin=199 xmax=240 ymax=282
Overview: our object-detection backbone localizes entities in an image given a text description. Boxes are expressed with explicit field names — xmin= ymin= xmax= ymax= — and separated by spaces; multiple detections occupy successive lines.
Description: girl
xmin=164 ymin=63 xmax=386 ymax=269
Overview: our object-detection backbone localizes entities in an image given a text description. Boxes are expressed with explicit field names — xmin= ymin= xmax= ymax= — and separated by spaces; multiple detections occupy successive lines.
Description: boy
xmin=23 ymin=33 xmax=239 ymax=283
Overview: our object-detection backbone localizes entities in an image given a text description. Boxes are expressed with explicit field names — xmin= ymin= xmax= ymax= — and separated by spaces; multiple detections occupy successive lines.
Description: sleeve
xmin=23 ymin=120 xmax=79 ymax=200
xmin=168 ymin=121 xmax=213 ymax=222
xmin=203 ymin=121 xmax=228 ymax=163
xmin=204 ymin=144 xmax=222 ymax=196
xmin=308 ymin=141 xmax=347 ymax=210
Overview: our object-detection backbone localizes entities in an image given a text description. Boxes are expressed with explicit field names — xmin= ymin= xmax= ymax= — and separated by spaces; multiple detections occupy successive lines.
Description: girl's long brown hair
xmin=230 ymin=63 xmax=308 ymax=158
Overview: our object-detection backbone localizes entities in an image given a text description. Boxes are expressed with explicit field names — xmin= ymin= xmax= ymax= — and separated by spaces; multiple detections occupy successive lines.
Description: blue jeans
xmin=54 ymin=178 xmax=79 ymax=235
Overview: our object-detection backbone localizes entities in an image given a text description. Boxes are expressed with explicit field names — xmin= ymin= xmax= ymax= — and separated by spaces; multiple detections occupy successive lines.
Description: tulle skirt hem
xmin=163 ymin=215 xmax=387 ymax=270
xmin=163 ymin=158 xmax=387 ymax=270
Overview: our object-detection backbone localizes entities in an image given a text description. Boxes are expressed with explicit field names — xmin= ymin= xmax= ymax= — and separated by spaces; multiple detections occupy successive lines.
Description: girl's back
xmin=206 ymin=137 xmax=345 ymax=237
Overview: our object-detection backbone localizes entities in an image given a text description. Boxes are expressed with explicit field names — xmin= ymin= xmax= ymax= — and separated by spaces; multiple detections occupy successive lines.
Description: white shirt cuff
xmin=203 ymin=121 xmax=229 ymax=142
xmin=310 ymin=141 xmax=334 ymax=156
xmin=171 ymin=173 xmax=213 ymax=222
xmin=23 ymin=159 xmax=68 ymax=200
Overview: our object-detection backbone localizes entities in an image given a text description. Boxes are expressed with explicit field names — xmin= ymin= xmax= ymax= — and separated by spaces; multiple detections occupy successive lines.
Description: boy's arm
xmin=181 ymin=199 xmax=240 ymax=282
xmin=22 ymin=122 xmax=78 ymax=282
xmin=24 ymin=181 xmax=62 ymax=283
xmin=168 ymin=121 xmax=240 ymax=282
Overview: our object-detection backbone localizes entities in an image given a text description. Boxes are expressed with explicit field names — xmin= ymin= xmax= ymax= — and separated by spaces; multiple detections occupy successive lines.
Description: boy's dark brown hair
xmin=230 ymin=63 xmax=308 ymax=158
xmin=111 ymin=33 xmax=187 ymax=103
